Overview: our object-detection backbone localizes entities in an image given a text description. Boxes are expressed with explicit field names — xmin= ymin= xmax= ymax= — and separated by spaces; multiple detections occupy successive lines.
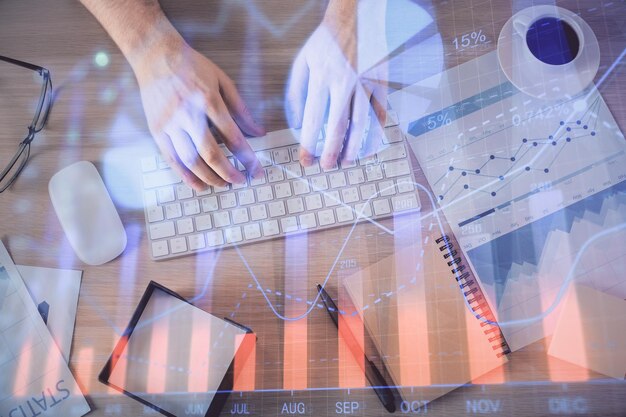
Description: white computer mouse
xmin=49 ymin=161 xmax=127 ymax=265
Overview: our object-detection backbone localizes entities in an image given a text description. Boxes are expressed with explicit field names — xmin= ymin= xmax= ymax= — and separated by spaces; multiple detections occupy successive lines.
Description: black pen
xmin=317 ymin=284 xmax=397 ymax=413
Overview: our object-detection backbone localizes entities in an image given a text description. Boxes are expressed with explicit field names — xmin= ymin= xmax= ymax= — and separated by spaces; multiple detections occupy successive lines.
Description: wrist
xmin=323 ymin=0 xmax=357 ymax=29
xmin=125 ymin=20 xmax=186 ymax=75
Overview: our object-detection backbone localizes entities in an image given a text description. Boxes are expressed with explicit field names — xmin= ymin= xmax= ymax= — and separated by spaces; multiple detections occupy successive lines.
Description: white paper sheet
xmin=17 ymin=265 xmax=82 ymax=363
xmin=0 ymin=242 xmax=90 ymax=417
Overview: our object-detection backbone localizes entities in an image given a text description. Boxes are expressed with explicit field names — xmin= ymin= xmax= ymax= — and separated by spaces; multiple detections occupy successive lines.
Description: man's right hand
xmin=132 ymin=36 xmax=265 ymax=191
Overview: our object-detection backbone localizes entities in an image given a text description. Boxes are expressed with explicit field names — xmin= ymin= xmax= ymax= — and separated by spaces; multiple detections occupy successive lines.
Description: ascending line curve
xmin=235 ymin=182 xmax=455 ymax=322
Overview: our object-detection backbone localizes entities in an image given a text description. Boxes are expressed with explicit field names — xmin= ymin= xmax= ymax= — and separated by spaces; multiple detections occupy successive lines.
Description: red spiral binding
xmin=436 ymin=235 xmax=511 ymax=358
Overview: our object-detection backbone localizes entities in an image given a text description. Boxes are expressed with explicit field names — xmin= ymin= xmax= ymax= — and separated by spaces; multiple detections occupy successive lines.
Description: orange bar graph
xmin=13 ymin=341 xmax=32 ymax=397
xmin=188 ymin=314 xmax=211 ymax=392
xmin=338 ymin=285 xmax=365 ymax=388
xmin=396 ymin=282 xmax=431 ymax=386
xmin=147 ymin=318 xmax=169 ymax=393
xmin=233 ymin=333 xmax=257 ymax=391
xmin=75 ymin=347 xmax=94 ymax=394
xmin=283 ymin=235 xmax=308 ymax=390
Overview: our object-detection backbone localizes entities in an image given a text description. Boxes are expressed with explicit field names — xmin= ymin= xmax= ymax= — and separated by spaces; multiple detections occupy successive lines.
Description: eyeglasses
xmin=0 ymin=55 xmax=53 ymax=193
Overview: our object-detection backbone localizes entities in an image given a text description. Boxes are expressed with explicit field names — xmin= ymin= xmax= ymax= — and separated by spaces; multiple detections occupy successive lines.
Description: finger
xmin=342 ymin=85 xmax=371 ymax=163
xmin=285 ymin=50 xmax=309 ymax=129
xmin=169 ymin=128 xmax=227 ymax=187
xmin=321 ymin=85 xmax=352 ymax=169
xmin=204 ymin=95 xmax=263 ymax=179
xmin=299 ymin=76 xmax=329 ymax=166
xmin=370 ymin=80 xmax=388 ymax=126
xmin=153 ymin=132 xmax=207 ymax=191
xmin=219 ymin=73 xmax=266 ymax=137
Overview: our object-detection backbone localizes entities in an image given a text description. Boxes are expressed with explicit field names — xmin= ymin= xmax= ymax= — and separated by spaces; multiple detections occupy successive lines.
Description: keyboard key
xmin=235 ymin=159 xmax=246 ymax=171
xmin=286 ymin=198 xmax=305 ymax=214
xmin=188 ymin=233 xmax=206 ymax=250
xmin=144 ymin=190 xmax=158 ymax=207
xmin=329 ymin=172 xmax=347 ymax=188
xmin=360 ymin=183 xmax=377 ymax=200
xmin=377 ymin=143 xmax=407 ymax=162
xmin=274 ymin=183 xmax=292 ymax=199
xmin=336 ymin=206 xmax=354 ymax=223
xmin=196 ymin=188 xmax=212 ymax=196
xmin=170 ymin=237 xmax=187 ymax=254
xmin=214 ymin=184 xmax=230 ymax=193
xmin=157 ymin=186 xmax=175 ymax=203
xmin=206 ymin=230 xmax=224 ymax=246
xmin=183 ymin=200 xmax=200 ymax=216
xmin=384 ymin=126 xmax=404 ymax=143
xmin=256 ymin=186 xmax=273 ymax=202
xmin=238 ymin=189 xmax=255 ymax=205
xmin=141 ymin=156 xmax=157 ymax=172
xmin=341 ymin=187 xmax=359 ymax=204
xmin=397 ymin=176 xmax=415 ymax=193
xmin=340 ymin=159 xmax=357 ymax=169
xmin=292 ymin=180 xmax=310 ymax=196
xmin=150 ymin=222 xmax=175 ymax=240
xmin=305 ymin=194 xmax=323 ymax=210
xmin=303 ymin=161 xmax=321 ymax=176
xmin=176 ymin=184 xmax=194 ymax=200
xmin=299 ymin=213 xmax=316 ymax=229
xmin=257 ymin=150 xmax=273 ymax=167
xmin=310 ymin=175 xmax=328 ymax=191
xmin=285 ymin=163 xmax=302 ymax=180
xmin=250 ymin=173 xmax=266 ymax=186
xmin=280 ymin=217 xmax=298 ymax=233
xmin=289 ymin=146 xmax=299 ymax=161
xmin=272 ymin=148 xmax=291 ymax=164
xmin=220 ymin=193 xmax=237 ymax=209
xmin=354 ymin=202 xmax=373 ymax=218
xmin=322 ymin=161 xmax=339 ymax=172
xmin=318 ymin=209 xmax=336 ymax=226
xmin=383 ymin=160 xmax=411 ymax=178
xmin=177 ymin=218 xmax=195 ymax=234
xmin=157 ymin=155 xmax=170 ymax=169
xmin=146 ymin=206 xmax=164 ymax=223
xmin=365 ymin=164 xmax=383 ymax=181
xmin=373 ymin=199 xmax=391 ymax=215
xmin=392 ymin=194 xmax=420 ymax=212
xmin=323 ymin=190 xmax=341 ymax=207
xmin=143 ymin=169 xmax=181 ymax=189
xmin=232 ymin=181 xmax=247 ymax=190
xmin=225 ymin=227 xmax=243 ymax=243
xmin=267 ymin=166 xmax=284 ymax=183
xmin=165 ymin=203 xmax=182 ymax=219
xmin=378 ymin=180 xmax=396 ymax=196
xmin=201 ymin=196 xmax=219 ymax=212
xmin=151 ymin=240 xmax=169 ymax=257
xmin=232 ymin=208 xmax=249 ymax=224
xmin=213 ymin=211 xmax=231 ymax=228
xmin=244 ymin=223 xmax=262 ymax=240
xmin=250 ymin=204 xmax=268 ymax=221
xmin=262 ymin=220 xmax=280 ymax=236
xmin=268 ymin=201 xmax=286 ymax=217
xmin=347 ymin=169 xmax=365 ymax=185
xmin=195 ymin=215 xmax=212 ymax=231
xmin=385 ymin=110 xmax=399 ymax=127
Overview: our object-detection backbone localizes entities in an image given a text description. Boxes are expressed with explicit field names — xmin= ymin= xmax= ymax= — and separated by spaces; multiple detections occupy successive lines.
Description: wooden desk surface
xmin=1 ymin=0 xmax=625 ymax=416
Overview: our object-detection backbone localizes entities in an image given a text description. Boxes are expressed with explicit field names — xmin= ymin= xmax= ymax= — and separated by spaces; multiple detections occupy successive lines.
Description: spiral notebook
xmin=342 ymin=232 xmax=509 ymax=404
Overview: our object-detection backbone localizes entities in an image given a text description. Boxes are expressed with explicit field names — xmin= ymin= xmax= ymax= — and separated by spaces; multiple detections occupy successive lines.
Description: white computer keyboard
xmin=140 ymin=115 xmax=421 ymax=260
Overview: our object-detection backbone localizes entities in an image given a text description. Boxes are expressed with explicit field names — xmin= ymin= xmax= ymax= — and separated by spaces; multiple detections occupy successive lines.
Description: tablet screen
xmin=102 ymin=283 xmax=250 ymax=417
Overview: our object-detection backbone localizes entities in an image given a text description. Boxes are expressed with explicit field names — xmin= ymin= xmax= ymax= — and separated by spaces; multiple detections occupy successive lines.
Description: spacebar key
xmin=143 ymin=169 xmax=182 ymax=189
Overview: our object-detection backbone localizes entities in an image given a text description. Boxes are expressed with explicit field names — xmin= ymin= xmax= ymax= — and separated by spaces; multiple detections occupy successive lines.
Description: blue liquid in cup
xmin=526 ymin=17 xmax=580 ymax=65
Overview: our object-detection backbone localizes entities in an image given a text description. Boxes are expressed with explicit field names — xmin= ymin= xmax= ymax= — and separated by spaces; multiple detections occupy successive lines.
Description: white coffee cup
xmin=512 ymin=7 xmax=584 ymax=75
xmin=497 ymin=5 xmax=600 ymax=99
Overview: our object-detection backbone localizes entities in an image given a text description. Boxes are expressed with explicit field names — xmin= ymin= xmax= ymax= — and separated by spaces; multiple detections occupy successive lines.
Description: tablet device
xmin=99 ymin=281 xmax=254 ymax=417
